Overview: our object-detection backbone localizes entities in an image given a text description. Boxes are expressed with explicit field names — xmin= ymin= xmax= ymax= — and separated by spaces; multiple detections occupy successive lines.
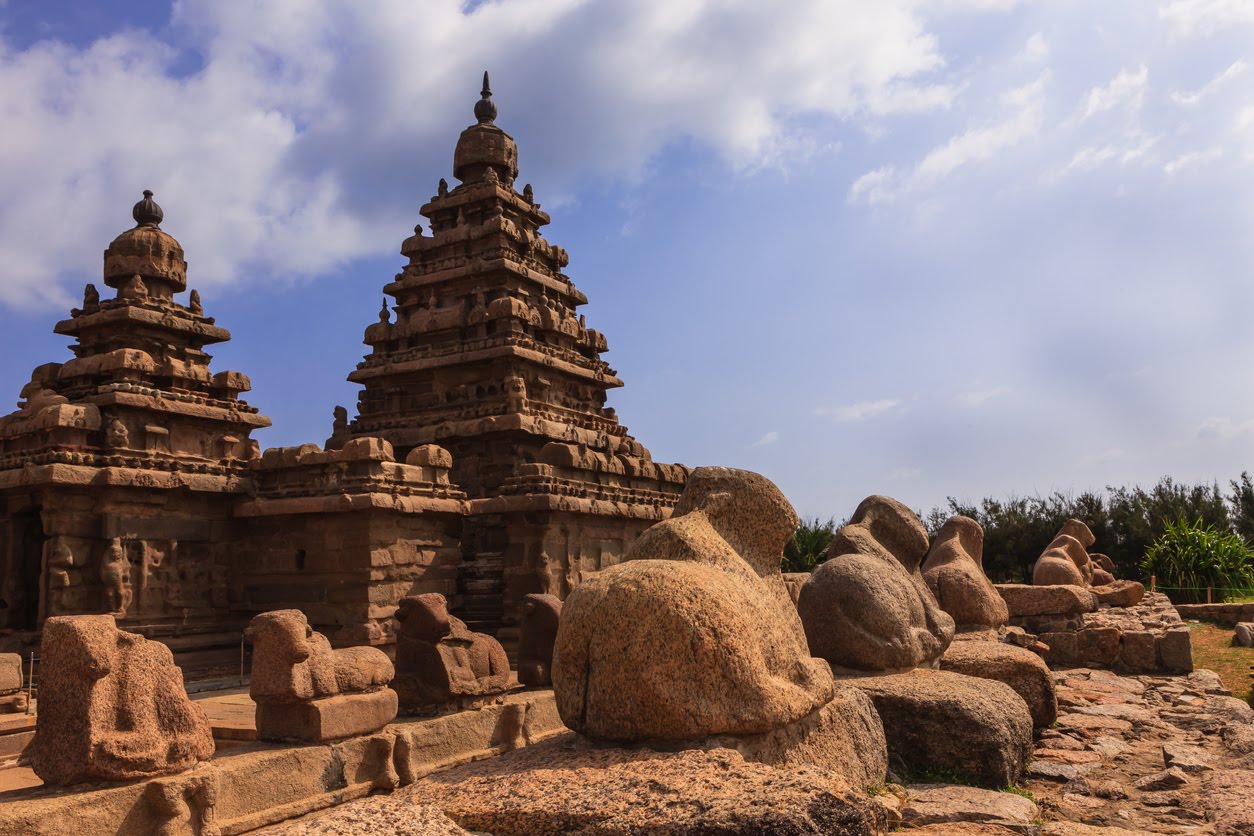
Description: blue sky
xmin=1 ymin=0 xmax=1253 ymax=519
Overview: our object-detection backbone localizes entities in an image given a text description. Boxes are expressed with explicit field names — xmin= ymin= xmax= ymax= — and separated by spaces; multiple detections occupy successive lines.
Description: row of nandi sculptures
xmin=21 ymin=465 xmax=1140 ymax=792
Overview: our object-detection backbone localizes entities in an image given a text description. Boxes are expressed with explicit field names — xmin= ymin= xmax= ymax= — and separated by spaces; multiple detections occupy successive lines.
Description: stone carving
xmin=245 ymin=609 xmax=397 ymax=741
xmin=438 ymin=177 xmax=449 ymax=197
xmin=391 ymin=593 xmax=514 ymax=713
xmin=45 ymin=537 xmax=75 ymax=591
xmin=553 ymin=466 xmax=834 ymax=740
xmin=105 ymin=415 xmax=130 ymax=448
xmin=518 ymin=592 xmax=561 ymax=687
xmin=120 ymin=273 xmax=149 ymax=301
xmin=23 ymin=615 xmax=214 ymax=785
xmin=379 ymin=298 xmax=391 ymax=323
xmin=504 ymin=374 xmax=527 ymax=413
xmin=83 ymin=283 xmax=100 ymax=313
xmin=189 ymin=289 xmax=203 ymax=315
xmin=0 ymin=653 xmax=27 ymax=713
xmin=921 ymin=515 xmax=1008 ymax=632
xmin=798 ymin=495 xmax=956 ymax=672
xmin=523 ymin=183 xmax=534 ymax=203
xmin=325 ymin=405 xmax=349 ymax=450
xmin=100 ymin=537 xmax=132 ymax=616
xmin=1032 ymin=533 xmax=1090 ymax=586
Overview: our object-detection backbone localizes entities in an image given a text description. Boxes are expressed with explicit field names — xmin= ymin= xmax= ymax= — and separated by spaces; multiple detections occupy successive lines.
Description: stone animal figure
xmin=553 ymin=467 xmax=834 ymax=741
xmin=1032 ymin=534 xmax=1090 ymax=587
xmin=245 ymin=609 xmax=393 ymax=704
xmin=798 ymin=495 xmax=956 ymax=672
xmin=24 ymin=615 xmax=214 ymax=785
xmin=518 ymin=593 xmax=562 ymax=687
xmin=391 ymin=593 xmax=512 ymax=712
xmin=921 ymin=516 xmax=1009 ymax=632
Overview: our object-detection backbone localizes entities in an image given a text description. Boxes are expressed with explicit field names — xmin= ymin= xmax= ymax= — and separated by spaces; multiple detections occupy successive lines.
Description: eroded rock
xmin=921 ymin=516 xmax=1008 ymax=632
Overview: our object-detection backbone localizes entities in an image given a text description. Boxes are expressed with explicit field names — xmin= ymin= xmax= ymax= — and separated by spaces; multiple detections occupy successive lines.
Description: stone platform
xmin=0 ymin=689 xmax=562 ymax=835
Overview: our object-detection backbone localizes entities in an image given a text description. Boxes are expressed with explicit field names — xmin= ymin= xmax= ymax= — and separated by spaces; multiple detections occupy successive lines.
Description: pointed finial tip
xmin=474 ymin=70 xmax=497 ymax=124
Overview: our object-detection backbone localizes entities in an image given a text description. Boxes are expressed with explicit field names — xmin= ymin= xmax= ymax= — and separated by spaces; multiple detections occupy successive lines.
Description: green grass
xmin=1188 ymin=621 xmax=1254 ymax=703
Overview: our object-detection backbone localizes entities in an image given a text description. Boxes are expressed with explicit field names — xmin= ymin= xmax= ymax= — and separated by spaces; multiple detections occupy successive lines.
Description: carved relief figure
xmin=188 ymin=289 xmax=203 ymax=316
xmin=505 ymin=374 xmax=527 ymax=413
xmin=325 ymin=405 xmax=349 ymax=451
xmin=83 ymin=283 xmax=100 ymax=313
xmin=518 ymin=593 xmax=561 ymax=687
xmin=105 ymin=416 xmax=130 ymax=449
xmin=100 ymin=537 xmax=132 ymax=617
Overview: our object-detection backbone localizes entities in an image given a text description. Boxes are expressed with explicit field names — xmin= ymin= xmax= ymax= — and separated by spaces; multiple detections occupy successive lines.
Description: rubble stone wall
xmin=1175 ymin=601 xmax=1254 ymax=625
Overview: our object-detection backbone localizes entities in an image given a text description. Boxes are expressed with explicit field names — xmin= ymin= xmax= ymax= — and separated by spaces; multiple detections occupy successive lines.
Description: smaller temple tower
xmin=0 ymin=192 xmax=268 ymax=638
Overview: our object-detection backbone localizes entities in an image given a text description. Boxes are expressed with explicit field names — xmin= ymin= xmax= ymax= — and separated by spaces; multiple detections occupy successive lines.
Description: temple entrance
xmin=3 ymin=509 xmax=46 ymax=630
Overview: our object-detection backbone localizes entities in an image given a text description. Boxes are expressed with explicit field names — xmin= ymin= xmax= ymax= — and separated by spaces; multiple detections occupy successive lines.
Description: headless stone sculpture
xmin=391 ymin=593 xmax=514 ymax=713
xmin=921 ymin=516 xmax=1008 ymax=632
xmin=518 ymin=593 xmax=561 ymax=687
xmin=1032 ymin=533 xmax=1089 ymax=586
xmin=23 ymin=615 xmax=214 ymax=785
xmin=553 ymin=467 xmax=835 ymax=740
xmin=798 ymin=495 xmax=956 ymax=672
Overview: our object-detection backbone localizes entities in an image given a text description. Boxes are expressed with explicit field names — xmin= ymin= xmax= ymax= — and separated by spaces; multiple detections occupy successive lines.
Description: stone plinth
xmin=254 ymin=690 xmax=399 ymax=742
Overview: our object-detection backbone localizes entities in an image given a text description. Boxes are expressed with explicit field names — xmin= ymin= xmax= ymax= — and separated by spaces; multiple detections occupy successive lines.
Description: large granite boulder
xmin=552 ymin=467 xmax=835 ymax=740
xmin=798 ymin=495 xmax=956 ymax=672
xmin=921 ymin=516 xmax=1008 ymax=632
xmin=24 ymin=615 xmax=214 ymax=785
xmin=848 ymin=668 xmax=1033 ymax=787
xmin=1091 ymin=580 xmax=1146 ymax=608
xmin=402 ymin=734 xmax=885 ymax=835
xmin=1058 ymin=518 xmax=1096 ymax=549
xmin=940 ymin=640 xmax=1057 ymax=728
xmin=1032 ymin=533 xmax=1090 ymax=586
xmin=996 ymin=583 xmax=1097 ymax=617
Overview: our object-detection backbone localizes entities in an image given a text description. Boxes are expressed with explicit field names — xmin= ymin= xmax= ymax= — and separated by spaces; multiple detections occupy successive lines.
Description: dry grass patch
xmin=1188 ymin=621 xmax=1254 ymax=703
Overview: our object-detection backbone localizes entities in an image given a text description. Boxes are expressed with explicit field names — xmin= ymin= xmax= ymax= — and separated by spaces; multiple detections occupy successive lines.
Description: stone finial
xmin=474 ymin=70 xmax=497 ymax=124
xmin=438 ymin=178 xmax=449 ymax=197
xmin=379 ymin=298 xmax=390 ymax=323
xmin=132 ymin=190 xmax=163 ymax=228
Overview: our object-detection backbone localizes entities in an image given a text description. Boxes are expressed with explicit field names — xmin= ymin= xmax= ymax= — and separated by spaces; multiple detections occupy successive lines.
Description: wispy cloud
xmin=1197 ymin=417 xmax=1254 ymax=440
xmin=1164 ymin=148 xmax=1223 ymax=176
xmin=1160 ymin=0 xmax=1254 ymax=38
xmin=747 ymin=430 xmax=779 ymax=449
xmin=1170 ymin=59 xmax=1247 ymax=106
xmin=956 ymin=386 xmax=1011 ymax=408
xmin=1079 ymin=65 xmax=1148 ymax=121
xmin=815 ymin=398 xmax=903 ymax=423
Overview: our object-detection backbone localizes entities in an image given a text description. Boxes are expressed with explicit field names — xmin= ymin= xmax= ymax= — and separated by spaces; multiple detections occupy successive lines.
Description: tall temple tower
xmin=0 ymin=192 xmax=269 ymax=637
xmin=345 ymin=75 xmax=687 ymax=644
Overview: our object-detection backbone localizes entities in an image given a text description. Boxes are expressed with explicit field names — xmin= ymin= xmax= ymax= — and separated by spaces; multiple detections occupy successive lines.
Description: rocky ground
xmin=257 ymin=666 xmax=1254 ymax=835
xmin=1021 ymin=667 xmax=1254 ymax=835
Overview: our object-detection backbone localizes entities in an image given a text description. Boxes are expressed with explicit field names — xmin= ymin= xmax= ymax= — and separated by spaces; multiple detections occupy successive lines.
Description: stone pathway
xmin=1022 ymin=668 xmax=1254 ymax=835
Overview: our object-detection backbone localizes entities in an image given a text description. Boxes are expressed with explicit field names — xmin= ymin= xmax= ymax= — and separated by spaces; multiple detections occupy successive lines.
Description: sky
xmin=1 ymin=0 xmax=1253 ymax=520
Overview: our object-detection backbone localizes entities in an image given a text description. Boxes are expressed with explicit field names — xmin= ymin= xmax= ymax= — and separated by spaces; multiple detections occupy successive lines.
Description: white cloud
xmin=0 ymin=0 xmax=970 ymax=308
xmin=1016 ymin=32 xmax=1050 ymax=65
xmin=815 ymin=398 xmax=903 ymax=423
xmin=956 ymin=386 xmax=1011 ymax=407
xmin=1080 ymin=65 xmax=1148 ymax=121
xmin=849 ymin=71 xmax=1048 ymax=204
xmin=1197 ymin=417 xmax=1254 ymax=440
xmin=1169 ymin=59 xmax=1247 ymax=106
xmin=748 ymin=431 xmax=779 ymax=449
xmin=1160 ymin=0 xmax=1254 ymax=38
xmin=1164 ymin=147 xmax=1223 ymax=175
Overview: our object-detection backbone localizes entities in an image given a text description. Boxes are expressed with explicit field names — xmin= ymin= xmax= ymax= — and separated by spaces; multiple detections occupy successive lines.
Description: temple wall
xmin=233 ymin=508 xmax=463 ymax=647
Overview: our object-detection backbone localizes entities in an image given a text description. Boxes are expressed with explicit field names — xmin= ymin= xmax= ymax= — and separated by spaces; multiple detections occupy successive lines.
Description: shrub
xmin=783 ymin=516 xmax=838 ymax=574
xmin=1140 ymin=518 xmax=1254 ymax=603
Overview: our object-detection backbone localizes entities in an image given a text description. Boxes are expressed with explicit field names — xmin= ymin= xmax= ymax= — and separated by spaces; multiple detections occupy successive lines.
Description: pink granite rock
xmin=922 ymin=516 xmax=1008 ymax=632
xmin=799 ymin=495 xmax=955 ymax=672
xmin=552 ymin=467 xmax=833 ymax=740
xmin=24 ymin=615 xmax=214 ymax=785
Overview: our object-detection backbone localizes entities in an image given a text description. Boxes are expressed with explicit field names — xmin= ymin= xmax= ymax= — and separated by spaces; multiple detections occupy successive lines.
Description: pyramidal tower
xmin=344 ymin=74 xmax=687 ymax=642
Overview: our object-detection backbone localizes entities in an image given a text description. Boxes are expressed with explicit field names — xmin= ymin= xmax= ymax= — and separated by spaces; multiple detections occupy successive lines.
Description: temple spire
xmin=474 ymin=70 xmax=497 ymax=124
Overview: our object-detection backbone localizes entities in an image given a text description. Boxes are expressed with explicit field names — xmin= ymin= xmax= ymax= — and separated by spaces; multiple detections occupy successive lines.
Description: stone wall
xmin=1013 ymin=592 xmax=1193 ymax=674
xmin=1175 ymin=601 xmax=1254 ymax=625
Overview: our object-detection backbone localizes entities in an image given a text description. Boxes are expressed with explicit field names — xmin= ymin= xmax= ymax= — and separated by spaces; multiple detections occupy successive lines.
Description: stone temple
xmin=0 ymin=75 xmax=685 ymax=667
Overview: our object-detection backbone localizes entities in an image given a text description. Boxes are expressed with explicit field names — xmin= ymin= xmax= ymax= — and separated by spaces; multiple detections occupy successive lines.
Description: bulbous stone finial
xmin=132 ymin=190 xmax=163 ymax=228
xmin=474 ymin=71 xmax=497 ymax=124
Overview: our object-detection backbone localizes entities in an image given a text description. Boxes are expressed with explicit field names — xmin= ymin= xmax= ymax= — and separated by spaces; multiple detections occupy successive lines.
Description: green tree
xmin=783 ymin=516 xmax=838 ymax=573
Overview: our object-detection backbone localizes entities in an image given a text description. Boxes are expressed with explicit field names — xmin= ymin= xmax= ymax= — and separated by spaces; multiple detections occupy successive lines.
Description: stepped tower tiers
xmin=0 ymin=192 xmax=270 ymax=639
xmin=346 ymin=74 xmax=688 ymax=646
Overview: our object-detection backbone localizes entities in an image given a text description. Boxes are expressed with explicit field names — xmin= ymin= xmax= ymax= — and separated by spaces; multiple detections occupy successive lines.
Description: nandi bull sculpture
xmin=245 ymin=609 xmax=397 ymax=741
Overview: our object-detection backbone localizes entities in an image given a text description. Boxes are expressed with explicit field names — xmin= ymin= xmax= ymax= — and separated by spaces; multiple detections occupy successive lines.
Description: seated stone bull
xmin=245 ymin=609 xmax=393 ymax=704
xmin=392 ymin=593 xmax=513 ymax=712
